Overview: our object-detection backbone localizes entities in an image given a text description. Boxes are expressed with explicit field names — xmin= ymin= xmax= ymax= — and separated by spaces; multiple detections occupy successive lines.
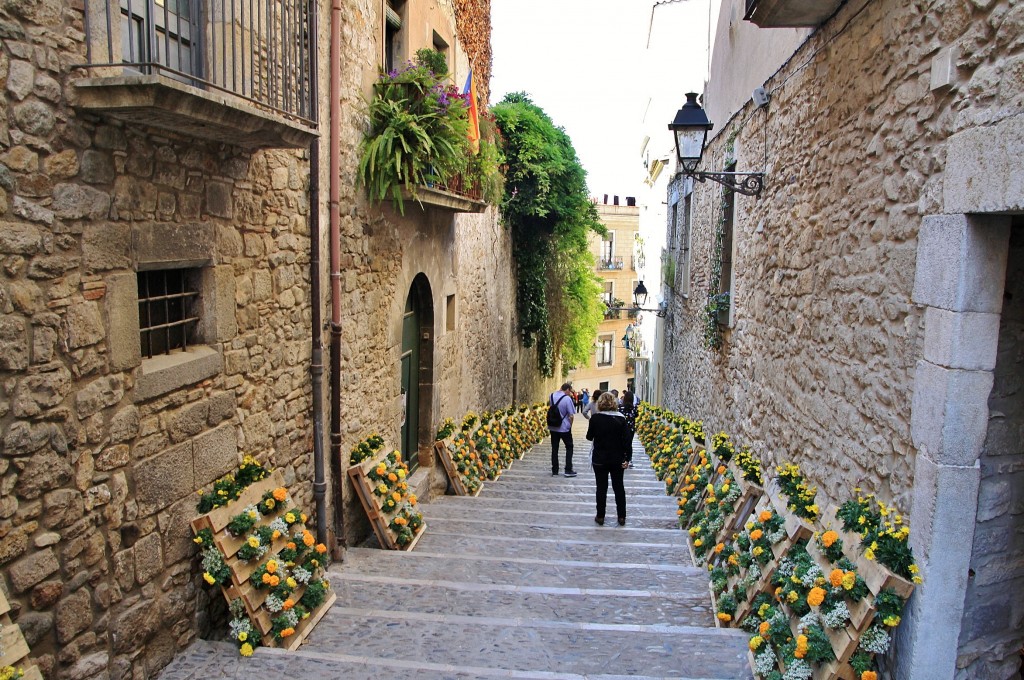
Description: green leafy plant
xmin=415 ymin=47 xmax=448 ymax=77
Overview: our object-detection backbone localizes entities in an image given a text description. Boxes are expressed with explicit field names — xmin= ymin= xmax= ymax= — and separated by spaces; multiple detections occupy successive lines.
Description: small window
xmin=602 ymin=280 xmax=613 ymax=307
xmin=138 ymin=268 xmax=200 ymax=358
xmin=600 ymin=232 xmax=614 ymax=264
xmin=431 ymin=30 xmax=449 ymax=74
xmin=597 ymin=335 xmax=613 ymax=367
xmin=385 ymin=0 xmax=405 ymax=72
xmin=445 ymin=294 xmax=456 ymax=332
xmin=599 ymin=380 xmax=609 ymax=391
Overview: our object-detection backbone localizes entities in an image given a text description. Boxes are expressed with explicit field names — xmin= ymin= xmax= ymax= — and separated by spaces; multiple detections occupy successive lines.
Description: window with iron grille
xmin=597 ymin=335 xmax=613 ymax=367
xmin=137 ymin=268 xmax=201 ymax=358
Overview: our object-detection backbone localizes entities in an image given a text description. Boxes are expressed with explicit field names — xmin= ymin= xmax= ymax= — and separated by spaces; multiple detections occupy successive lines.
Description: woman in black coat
xmin=586 ymin=392 xmax=631 ymax=525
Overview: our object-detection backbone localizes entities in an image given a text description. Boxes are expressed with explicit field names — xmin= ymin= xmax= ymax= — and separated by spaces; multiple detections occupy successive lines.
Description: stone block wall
xmin=661 ymin=0 xmax=1023 ymax=513
xmin=957 ymin=222 xmax=1024 ymax=679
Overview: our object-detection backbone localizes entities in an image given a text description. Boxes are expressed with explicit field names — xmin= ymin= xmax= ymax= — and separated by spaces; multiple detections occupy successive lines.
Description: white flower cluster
xmin=738 ymin=562 xmax=762 ymax=591
xmin=229 ymin=616 xmax=256 ymax=641
xmin=782 ymin=658 xmax=813 ymax=680
xmin=280 ymin=609 xmax=300 ymax=629
xmin=723 ymin=483 xmax=742 ymax=504
xmin=823 ymin=601 xmax=850 ymax=629
xmin=859 ymin=624 xmax=891 ymax=654
xmin=201 ymin=546 xmax=226 ymax=573
xmin=292 ymin=565 xmax=313 ymax=584
xmin=269 ymin=517 xmax=289 ymax=535
xmin=753 ymin=645 xmax=777 ymax=676
xmin=265 ymin=594 xmax=285 ymax=613
xmin=798 ymin=610 xmax=821 ymax=633
xmin=243 ymin=504 xmax=262 ymax=522
xmin=800 ymin=564 xmax=824 ymax=588
xmin=776 ymin=557 xmax=795 ymax=577
xmin=707 ymin=515 xmax=725 ymax=534
xmin=767 ymin=528 xmax=786 ymax=545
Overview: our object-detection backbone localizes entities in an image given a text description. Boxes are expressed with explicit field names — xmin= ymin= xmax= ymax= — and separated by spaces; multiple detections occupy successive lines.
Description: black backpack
xmin=546 ymin=394 xmax=567 ymax=428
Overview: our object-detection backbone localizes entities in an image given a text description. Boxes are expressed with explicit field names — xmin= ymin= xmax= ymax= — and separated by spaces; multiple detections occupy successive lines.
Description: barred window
xmin=137 ymin=268 xmax=200 ymax=358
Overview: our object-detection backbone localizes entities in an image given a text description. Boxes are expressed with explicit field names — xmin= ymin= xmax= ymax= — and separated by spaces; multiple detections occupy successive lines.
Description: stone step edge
xmin=423 ymin=516 xmax=685 ymax=534
xmin=340 ymin=547 xmax=703 ymax=574
xmin=226 ymin=640 xmax=741 ymax=680
xmin=327 ymin=573 xmax=710 ymax=598
xmin=318 ymin=604 xmax=749 ymax=638
xmin=416 ymin=530 xmax=689 ymax=550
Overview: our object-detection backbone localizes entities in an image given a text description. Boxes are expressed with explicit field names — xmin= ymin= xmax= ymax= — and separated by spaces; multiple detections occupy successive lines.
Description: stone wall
xmin=957 ymin=221 xmax=1024 ymax=679
xmin=0 ymin=1 xmax=317 ymax=676
xmin=661 ymin=0 xmax=1023 ymax=512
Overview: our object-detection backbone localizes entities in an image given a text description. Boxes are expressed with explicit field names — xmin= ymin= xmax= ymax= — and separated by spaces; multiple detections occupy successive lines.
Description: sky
xmin=489 ymin=0 xmax=717 ymax=201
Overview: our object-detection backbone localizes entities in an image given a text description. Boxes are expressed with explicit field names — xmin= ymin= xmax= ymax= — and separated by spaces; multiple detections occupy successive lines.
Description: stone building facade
xmin=657 ymin=0 xmax=1024 ymax=678
xmin=567 ymin=197 xmax=640 ymax=396
xmin=0 ymin=0 xmax=551 ymax=677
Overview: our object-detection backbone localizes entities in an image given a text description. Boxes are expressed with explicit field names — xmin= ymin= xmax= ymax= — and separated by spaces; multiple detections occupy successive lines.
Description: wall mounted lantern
xmin=607 ymin=281 xmax=666 ymax=319
xmin=669 ymin=92 xmax=764 ymax=197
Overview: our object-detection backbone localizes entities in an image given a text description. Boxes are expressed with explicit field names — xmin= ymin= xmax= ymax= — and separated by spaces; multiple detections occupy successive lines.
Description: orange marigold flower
xmin=315 ymin=543 xmax=327 ymax=554
xmin=268 ymin=575 xmax=280 ymax=587
xmin=286 ymin=542 xmax=296 ymax=551
xmin=862 ymin=673 xmax=878 ymax=680
xmin=273 ymin=487 xmax=287 ymax=502
xmin=749 ymin=529 xmax=764 ymax=541
xmin=280 ymin=627 xmax=295 ymax=638
xmin=388 ymin=473 xmax=398 ymax=482
xmin=303 ymin=531 xmax=315 ymax=547
xmin=822 ymin=530 xmax=839 ymax=548
xmin=282 ymin=599 xmax=295 ymax=610
xmin=266 ymin=560 xmax=278 ymax=574
xmin=717 ymin=465 xmax=726 ymax=474
xmin=807 ymin=587 xmax=826 ymax=607
xmin=714 ymin=543 xmax=725 ymax=554
xmin=262 ymin=573 xmax=273 ymax=584
xmin=830 ymin=569 xmax=845 ymax=587
xmin=759 ymin=621 xmax=770 ymax=636
xmin=758 ymin=510 xmax=772 ymax=523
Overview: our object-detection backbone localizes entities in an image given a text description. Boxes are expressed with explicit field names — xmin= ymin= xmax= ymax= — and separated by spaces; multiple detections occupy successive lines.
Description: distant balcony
xmin=744 ymin=0 xmax=843 ymax=27
xmin=74 ymin=0 xmax=317 ymax=149
xmin=598 ymin=257 xmax=624 ymax=271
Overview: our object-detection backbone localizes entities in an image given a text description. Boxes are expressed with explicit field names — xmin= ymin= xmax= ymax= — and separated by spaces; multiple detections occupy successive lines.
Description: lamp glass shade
xmin=668 ymin=92 xmax=714 ymax=174
xmin=633 ymin=281 xmax=649 ymax=308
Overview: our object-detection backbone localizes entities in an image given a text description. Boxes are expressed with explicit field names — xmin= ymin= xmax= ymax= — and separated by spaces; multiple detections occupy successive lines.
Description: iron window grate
xmin=138 ymin=268 xmax=200 ymax=358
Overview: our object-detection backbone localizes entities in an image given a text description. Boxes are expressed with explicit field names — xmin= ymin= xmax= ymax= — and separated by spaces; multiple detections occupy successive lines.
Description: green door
xmin=401 ymin=293 xmax=420 ymax=468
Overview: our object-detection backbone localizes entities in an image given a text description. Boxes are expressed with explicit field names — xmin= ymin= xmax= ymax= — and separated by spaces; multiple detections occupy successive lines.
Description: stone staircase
xmin=157 ymin=422 xmax=753 ymax=679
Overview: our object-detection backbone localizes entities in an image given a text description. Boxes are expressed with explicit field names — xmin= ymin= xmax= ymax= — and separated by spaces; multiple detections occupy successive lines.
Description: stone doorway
xmin=400 ymin=274 xmax=434 ymax=470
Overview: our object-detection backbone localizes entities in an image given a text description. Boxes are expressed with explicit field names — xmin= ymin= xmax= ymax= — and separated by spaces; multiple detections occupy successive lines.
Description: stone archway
xmin=400 ymin=273 xmax=434 ymax=470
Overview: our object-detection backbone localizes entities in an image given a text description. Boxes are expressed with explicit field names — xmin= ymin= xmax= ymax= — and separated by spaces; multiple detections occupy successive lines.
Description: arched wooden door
xmin=400 ymin=274 xmax=433 ymax=468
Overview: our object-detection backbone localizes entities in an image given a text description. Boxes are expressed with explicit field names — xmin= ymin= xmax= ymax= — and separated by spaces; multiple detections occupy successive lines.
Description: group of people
xmin=546 ymin=382 xmax=639 ymax=527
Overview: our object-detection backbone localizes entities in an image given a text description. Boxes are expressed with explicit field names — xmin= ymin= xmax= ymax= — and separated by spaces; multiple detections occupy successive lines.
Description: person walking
xmin=582 ymin=389 xmax=602 ymax=420
xmin=579 ymin=388 xmax=590 ymax=414
xmin=548 ymin=382 xmax=577 ymax=477
xmin=619 ymin=390 xmax=638 ymax=468
xmin=586 ymin=392 xmax=630 ymax=525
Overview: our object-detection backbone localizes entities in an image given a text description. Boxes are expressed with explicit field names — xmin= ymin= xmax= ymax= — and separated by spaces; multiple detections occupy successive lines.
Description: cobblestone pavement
xmin=158 ymin=419 xmax=753 ymax=679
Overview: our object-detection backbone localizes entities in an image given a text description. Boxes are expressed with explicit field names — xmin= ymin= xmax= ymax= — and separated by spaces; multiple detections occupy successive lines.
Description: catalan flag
xmin=463 ymin=69 xmax=480 ymax=153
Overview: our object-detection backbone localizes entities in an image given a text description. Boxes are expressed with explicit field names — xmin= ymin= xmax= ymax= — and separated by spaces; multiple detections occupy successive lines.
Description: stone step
xmin=421 ymin=503 xmax=682 ymax=530
xmin=406 ymin=531 xmax=693 ymax=566
xmin=335 ymin=547 xmax=705 ymax=594
xmin=425 ymin=495 xmax=681 ymax=517
xmin=417 ymin=516 xmax=686 ymax=546
xmin=158 ymin=638 xmax=752 ymax=680
xmin=300 ymin=608 xmax=753 ymax=679
xmin=329 ymin=569 xmax=716 ymax=627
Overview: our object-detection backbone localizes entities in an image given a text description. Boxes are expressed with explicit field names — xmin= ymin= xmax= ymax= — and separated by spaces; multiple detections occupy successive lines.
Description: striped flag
xmin=463 ymin=69 xmax=480 ymax=153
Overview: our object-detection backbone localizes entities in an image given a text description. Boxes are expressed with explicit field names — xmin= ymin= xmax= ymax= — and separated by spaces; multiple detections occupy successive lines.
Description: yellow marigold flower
xmin=247 ymin=536 xmax=260 ymax=548
xmin=842 ymin=571 xmax=856 ymax=590
xmin=864 ymin=547 xmax=875 ymax=561
xmin=913 ymin=575 xmax=923 ymax=584
xmin=883 ymin=615 xmax=901 ymax=627
xmin=264 ymin=499 xmax=275 ymax=510
xmin=203 ymin=572 xmax=216 ymax=585
xmin=753 ymin=547 xmax=764 ymax=557
xmin=238 ymin=632 xmax=248 ymax=642
xmin=694 ymin=539 xmax=703 ymax=547
xmin=397 ymin=469 xmax=407 ymax=479
xmin=193 ymin=536 xmax=204 ymax=544
xmin=240 ymin=642 xmax=254 ymax=657
xmin=717 ymin=612 xmax=732 ymax=622
xmin=758 ymin=603 xmax=771 ymax=618
xmin=787 ymin=590 xmax=799 ymax=603
xmin=721 ymin=484 xmax=730 ymax=493
xmin=285 ymin=513 xmax=296 ymax=524
xmin=749 ymin=635 xmax=764 ymax=651
xmin=266 ymin=560 xmax=278 ymax=574
xmin=286 ymin=577 xmax=297 ymax=589
xmin=728 ymin=554 xmax=739 ymax=566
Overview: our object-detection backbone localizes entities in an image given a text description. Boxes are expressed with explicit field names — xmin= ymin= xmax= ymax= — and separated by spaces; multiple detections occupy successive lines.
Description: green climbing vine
xmin=492 ymin=93 xmax=605 ymax=377
xmin=703 ymin=186 xmax=731 ymax=351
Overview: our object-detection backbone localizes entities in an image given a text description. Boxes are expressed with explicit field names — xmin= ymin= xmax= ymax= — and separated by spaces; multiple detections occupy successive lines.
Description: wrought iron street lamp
xmin=607 ymin=281 xmax=665 ymax=319
xmin=668 ymin=92 xmax=764 ymax=197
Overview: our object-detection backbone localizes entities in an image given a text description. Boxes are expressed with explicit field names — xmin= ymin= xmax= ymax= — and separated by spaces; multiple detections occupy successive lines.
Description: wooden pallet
xmin=190 ymin=471 xmax=336 ymax=649
xmin=347 ymin=448 xmax=426 ymax=551
xmin=822 ymin=506 xmax=915 ymax=599
xmin=434 ymin=440 xmax=483 ymax=496
xmin=1 ymin=587 xmax=43 ymax=679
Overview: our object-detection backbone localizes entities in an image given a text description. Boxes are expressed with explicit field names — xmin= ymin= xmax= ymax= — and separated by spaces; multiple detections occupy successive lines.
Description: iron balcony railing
xmin=598 ymin=257 xmax=624 ymax=271
xmin=82 ymin=0 xmax=317 ymax=126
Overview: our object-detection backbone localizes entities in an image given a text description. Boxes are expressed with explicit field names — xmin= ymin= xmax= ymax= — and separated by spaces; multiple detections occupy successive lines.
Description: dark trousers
xmin=593 ymin=463 xmax=626 ymax=520
xmin=550 ymin=430 xmax=574 ymax=473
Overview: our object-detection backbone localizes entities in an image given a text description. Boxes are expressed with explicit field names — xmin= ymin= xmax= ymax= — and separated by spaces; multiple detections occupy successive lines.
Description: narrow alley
xmin=156 ymin=420 xmax=751 ymax=679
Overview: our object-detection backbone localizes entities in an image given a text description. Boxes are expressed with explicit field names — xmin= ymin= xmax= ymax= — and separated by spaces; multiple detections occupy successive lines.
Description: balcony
xmin=598 ymin=257 xmax=624 ymax=271
xmin=398 ymin=173 xmax=487 ymax=214
xmin=744 ymin=0 xmax=844 ymax=27
xmin=73 ymin=0 xmax=318 ymax=149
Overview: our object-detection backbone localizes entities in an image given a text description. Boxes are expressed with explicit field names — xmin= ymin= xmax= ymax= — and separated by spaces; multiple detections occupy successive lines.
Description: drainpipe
xmin=308 ymin=0 xmax=327 ymax=545
xmin=328 ymin=0 xmax=345 ymax=550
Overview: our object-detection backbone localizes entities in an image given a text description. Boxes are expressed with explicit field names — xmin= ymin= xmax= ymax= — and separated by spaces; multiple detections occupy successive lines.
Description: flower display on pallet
xmin=196 ymin=456 xmax=271 ymax=513
xmin=446 ymin=431 xmax=484 ymax=494
xmin=228 ymin=599 xmax=261 ymax=657
xmin=775 ymin=463 xmax=819 ymax=521
xmin=349 ymin=434 xmax=385 ymax=465
xmin=734 ymin=445 xmax=764 ymax=486
xmin=711 ymin=431 xmax=734 ymax=462
xmin=836 ymin=490 xmax=920 ymax=582
xmin=435 ymin=418 xmax=457 ymax=441
xmin=0 ymin=667 xmax=25 ymax=680
xmin=364 ymin=449 xmax=423 ymax=547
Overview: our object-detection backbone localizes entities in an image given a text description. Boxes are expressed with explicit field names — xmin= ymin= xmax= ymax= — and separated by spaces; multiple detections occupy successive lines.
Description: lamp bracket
xmin=608 ymin=305 xmax=667 ymax=319
xmin=690 ymin=171 xmax=764 ymax=197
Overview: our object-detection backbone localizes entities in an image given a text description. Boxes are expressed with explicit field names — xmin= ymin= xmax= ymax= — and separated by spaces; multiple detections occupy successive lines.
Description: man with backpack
xmin=547 ymin=382 xmax=577 ymax=477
